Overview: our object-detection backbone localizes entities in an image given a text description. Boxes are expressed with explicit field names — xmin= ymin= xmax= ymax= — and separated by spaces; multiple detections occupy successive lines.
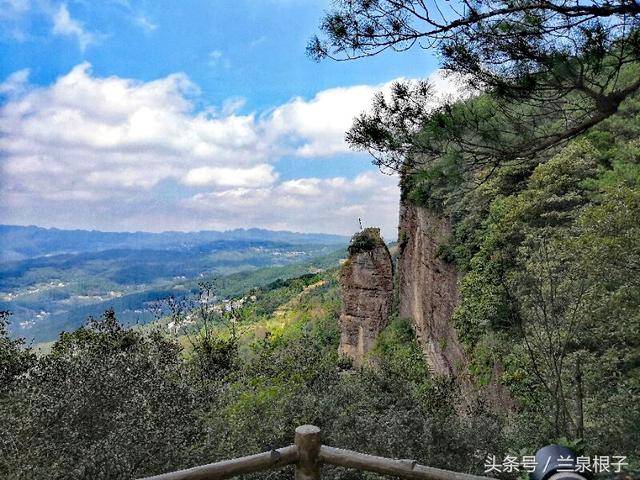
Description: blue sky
xmin=0 ymin=0 xmax=447 ymax=237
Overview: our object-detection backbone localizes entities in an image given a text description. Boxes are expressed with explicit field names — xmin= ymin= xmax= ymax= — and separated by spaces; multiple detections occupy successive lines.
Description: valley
xmin=0 ymin=225 xmax=347 ymax=342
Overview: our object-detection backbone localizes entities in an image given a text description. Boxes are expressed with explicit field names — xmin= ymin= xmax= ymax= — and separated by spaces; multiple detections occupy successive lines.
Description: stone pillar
xmin=339 ymin=228 xmax=393 ymax=367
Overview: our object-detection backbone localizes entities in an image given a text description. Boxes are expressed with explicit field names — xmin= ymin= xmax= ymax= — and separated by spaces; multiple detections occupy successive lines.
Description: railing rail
xmin=139 ymin=445 xmax=298 ymax=480
xmin=318 ymin=446 xmax=489 ymax=480
xmin=139 ymin=425 xmax=492 ymax=480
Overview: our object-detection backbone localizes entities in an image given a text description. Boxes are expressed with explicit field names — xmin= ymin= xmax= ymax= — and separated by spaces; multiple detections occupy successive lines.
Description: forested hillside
xmin=0 ymin=270 xmax=503 ymax=479
xmin=0 ymin=226 xmax=346 ymax=342
xmin=0 ymin=225 xmax=347 ymax=262
xmin=402 ymin=92 xmax=640 ymax=455
xmin=311 ymin=0 xmax=640 ymax=464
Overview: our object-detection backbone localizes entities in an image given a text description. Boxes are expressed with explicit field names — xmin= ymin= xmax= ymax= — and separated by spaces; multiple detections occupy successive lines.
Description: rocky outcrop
xmin=397 ymin=202 xmax=466 ymax=378
xmin=339 ymin=228 xmax=394 ymax=367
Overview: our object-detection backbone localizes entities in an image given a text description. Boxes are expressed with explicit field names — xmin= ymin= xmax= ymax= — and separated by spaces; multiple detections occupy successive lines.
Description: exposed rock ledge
xmin=338 ymin=228 xmax=394 ymax=367
xmin=396 ymin=202 xmax=466 ymax=378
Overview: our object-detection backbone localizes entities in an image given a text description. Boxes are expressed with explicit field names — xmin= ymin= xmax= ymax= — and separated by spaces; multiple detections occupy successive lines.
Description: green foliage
xmin=0 ymin=272 xmax=509 ymax=479
xmin=370 ymin=317 xmax=428 ymax=382
xmin=425 ymin=96 xmax=640 ymax=461
xmin=313 ymin=0 xmax=640 ymax=180
xmin=241 ymin=273 xmax=324 ymax=320
xmin=347 ymin=228 xmax=384 ymax=255
xmin=215 ymin=305 xmax=505 ymax=479
xmin=311 ymin=2 xmax=640 ymax=465
xmin=0 ymin=311 xmax=36 ymax=479
xmin=0 ymin=311 xmax=34 ymax=394
xmin=1 ymin=309 xmax=201 ymax=480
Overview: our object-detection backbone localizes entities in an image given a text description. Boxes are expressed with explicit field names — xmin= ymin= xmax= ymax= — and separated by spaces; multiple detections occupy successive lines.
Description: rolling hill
xmin=0 ymin=225 xmax=348 ymax=342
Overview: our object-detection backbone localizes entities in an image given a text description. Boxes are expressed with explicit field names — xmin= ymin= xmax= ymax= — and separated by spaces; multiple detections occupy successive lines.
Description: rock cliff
xmin=396 ymin=201 xmax=467 ymax=378
xmin=338 ymin=204 xmax=511 ymax=406
xmin=338 ymin=228 xmax=394 ymax=367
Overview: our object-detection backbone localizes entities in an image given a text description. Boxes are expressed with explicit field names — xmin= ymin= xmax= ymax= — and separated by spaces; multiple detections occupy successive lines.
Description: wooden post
xmin=295 ymin=425 xmax=321 ymax=480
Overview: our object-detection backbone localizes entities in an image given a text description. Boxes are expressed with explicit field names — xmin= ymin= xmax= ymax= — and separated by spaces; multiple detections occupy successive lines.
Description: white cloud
xmin=0 ymin=68 xmax=29 ymax=96
xmin=52 ymin=4 xmax=95 ymax=51
xmin=0 ymin=0 xmax=31 ymax=19
xmin=220 ymin=97 xmax=246 ymax=116
xmin=182 ymin=164 xmax=277 ymax=188
xmin=0 ymin=65 xmax=465 ymax=236
xmin=134 ymin=15 xmax=157 ymax=32
xmin=264 ymin=84 xmax=382 ymax=157
xmin=105 ymin=0 xmax=157 ymax=32
xmin=182 ymin=171 xmax=400 ymax=237
xmin=208 ymin=49 xmax=231 ymax=69
xmin=0 ymin=0 xmax=29 ymax=17
xmin=0 ymin=63 xmax=266 ymax=199
xmin=262 ymin=70 xmax=467 ymax=157
xmin=0 ymin=0 xmax=31 ymax=40
xmin=280 ymin=178 xmax=323 ymax=196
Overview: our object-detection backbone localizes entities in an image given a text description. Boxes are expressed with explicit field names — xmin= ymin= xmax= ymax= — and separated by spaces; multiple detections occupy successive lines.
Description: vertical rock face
xmin=339 ymin=228 xmax=394 ymax=367
xmin=397 ymin=202 xmax=466 ymax=377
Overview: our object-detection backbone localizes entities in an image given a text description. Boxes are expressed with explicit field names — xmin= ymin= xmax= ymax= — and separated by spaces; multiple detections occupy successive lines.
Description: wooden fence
xmin=139 ymin=425 xmax=492 ymax=480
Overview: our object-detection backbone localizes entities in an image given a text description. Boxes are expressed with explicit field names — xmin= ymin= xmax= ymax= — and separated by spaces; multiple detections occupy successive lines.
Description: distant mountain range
xmin=0 ymin=225 xmax=348 ymax=262
xmin=0 ymin=225 xmax=348 ymax=342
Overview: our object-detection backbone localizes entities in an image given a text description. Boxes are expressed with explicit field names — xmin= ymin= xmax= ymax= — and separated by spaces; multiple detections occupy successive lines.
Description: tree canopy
xmin=309 ymin=0 xmax=640 ymax=176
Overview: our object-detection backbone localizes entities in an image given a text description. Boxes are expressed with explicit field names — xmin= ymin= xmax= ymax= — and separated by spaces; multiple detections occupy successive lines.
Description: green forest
xmin=1 ymin=272 xmax=507 ymax=479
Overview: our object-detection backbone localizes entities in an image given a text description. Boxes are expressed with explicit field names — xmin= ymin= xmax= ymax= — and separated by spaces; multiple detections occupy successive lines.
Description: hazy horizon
xmin=0 ymin=222 xmax=353 ymax=239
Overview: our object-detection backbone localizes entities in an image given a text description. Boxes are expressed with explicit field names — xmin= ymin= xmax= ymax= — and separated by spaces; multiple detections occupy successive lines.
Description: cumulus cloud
xmin=182 ymin=171 xmax=399 ymax=237
xmin=265 ymin=84 xmax=382 ymax=157
xmin=0 ymin=64 xmax=464 ymax=235
xmin=182 ymin=164 xmax=277 ymax=188
xmin=262 ymin=70 xmax=466 ymax=157
xmin=52 ymin=4 xmax=95 ymax=51
xmin=1 ymin=62 xmax=263 ymax=192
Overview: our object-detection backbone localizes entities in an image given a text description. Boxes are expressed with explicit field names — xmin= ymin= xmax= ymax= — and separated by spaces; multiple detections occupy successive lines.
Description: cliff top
xmin=347 ymin=227 xmax=386 ymax=255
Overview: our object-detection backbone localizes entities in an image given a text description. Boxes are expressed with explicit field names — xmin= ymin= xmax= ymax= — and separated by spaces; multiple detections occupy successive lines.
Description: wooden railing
xmin=139 ymin=425 xmax=492 ymax=480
